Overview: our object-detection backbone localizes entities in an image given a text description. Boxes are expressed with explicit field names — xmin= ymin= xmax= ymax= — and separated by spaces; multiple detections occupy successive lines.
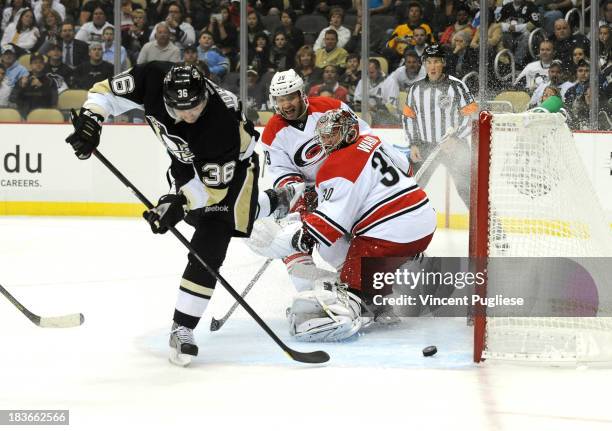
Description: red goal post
xmin=470 ymin=111 xmax=492 ymax=363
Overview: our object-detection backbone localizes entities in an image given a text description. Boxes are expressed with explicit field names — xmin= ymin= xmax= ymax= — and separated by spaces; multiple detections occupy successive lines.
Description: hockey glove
xmin=242 ymin=115 xmax=260 ymax=141
xmin=236 ymin=101 xmax=261 ymax=141
xmin=65 ymin=108 xmax=104 ymax=160
xmin=264 ymin=182 xmax=306 ymax=219
xmin=246 ymin=216 xmax=314 ymax=259
xmin=291 ymin=225 xmax=316 ymax=254
xmin=143 ymin=194 xmax=187 ymax=234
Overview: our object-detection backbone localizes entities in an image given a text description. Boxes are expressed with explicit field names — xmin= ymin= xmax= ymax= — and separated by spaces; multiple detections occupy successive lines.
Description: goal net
xmin=470 ymin=111 xmax=612 ymax=363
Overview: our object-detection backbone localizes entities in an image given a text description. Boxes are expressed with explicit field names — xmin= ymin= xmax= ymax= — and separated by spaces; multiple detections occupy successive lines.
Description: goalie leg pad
xmin=284 ymin=253 xmax=338 ymax=292
xmin=288 ymin=286 xmax=363 ymax=342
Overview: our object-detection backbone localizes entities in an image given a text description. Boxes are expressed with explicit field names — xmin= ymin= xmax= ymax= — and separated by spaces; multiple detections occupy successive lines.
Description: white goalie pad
xmin=288 ymin=285 xmax=363 ymax=342
xmin=288 ymin=260 xmax=337 ymax=283
xmin=284 ymin=256 xmax=338 ymax=292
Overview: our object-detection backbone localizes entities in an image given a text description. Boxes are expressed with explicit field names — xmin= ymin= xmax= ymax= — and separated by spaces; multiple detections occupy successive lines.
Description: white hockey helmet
xmin=315 ymin=108 xmax=359 ymax=154
xmin=269 ymin=69 xmax=309 ymax=117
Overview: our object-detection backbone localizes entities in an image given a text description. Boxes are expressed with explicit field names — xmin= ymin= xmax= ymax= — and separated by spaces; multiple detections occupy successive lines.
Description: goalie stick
xmin=0 ymin=283 xmax=84 ymax=328
xmin=210 ymin=258 xmax=272 ymax=332
xmin=92 ymin=150 xmax=330 ymax=365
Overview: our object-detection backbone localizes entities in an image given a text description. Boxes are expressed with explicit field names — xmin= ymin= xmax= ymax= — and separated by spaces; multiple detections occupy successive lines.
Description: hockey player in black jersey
xmin=65 ymin=62 xmax=293 ymax=366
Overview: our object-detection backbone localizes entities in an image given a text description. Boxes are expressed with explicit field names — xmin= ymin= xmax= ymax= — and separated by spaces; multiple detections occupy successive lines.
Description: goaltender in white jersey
xmin=260 ymin=69 xmax=371 ymax=290
xmin=249 ymin=109 xmax=436 ymax=342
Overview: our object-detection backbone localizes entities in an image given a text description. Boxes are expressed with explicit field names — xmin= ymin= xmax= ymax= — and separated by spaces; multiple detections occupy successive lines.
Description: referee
xmin=402 ymin=44 xmax=478 ymax=207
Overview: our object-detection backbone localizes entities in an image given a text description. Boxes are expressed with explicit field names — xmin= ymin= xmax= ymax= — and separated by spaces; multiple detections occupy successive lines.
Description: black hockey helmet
xmin=422 ymin=44 xmax=446 ymax=61
xmin=163 ymin=65 xmax=208 ymax=110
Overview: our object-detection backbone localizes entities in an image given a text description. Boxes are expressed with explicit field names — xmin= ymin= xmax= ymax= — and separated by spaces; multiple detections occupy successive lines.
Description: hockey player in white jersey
xmin=261 ymin=69 xmax=372 ymax=291
xmin=249 ymin=109 xmax=437 ymax=341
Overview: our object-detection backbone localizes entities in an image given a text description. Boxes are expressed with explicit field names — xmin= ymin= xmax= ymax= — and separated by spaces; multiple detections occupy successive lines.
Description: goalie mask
xmin=315 ymin=109 xmax=359 ymax=154
xmin=269 ymin=69 xmax=309 ymax=119
xmin=163 ymin=65 xmax=208 ymax=110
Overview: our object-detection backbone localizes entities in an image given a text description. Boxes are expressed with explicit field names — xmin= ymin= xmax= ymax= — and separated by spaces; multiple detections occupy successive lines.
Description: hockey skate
xmin=362 ymin=301 xmax=401 ymax=325
xmin=169 ymin=322 xmax=198 ymax=367
xmin=372 ymin=304 xmax=401 ymax=324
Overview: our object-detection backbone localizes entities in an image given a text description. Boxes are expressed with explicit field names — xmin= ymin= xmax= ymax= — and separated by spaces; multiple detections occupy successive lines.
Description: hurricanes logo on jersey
xmin=145 ymin=115 xmax=194 ymax=163
xmin=293 ymin=137 xmax=326 ymax=167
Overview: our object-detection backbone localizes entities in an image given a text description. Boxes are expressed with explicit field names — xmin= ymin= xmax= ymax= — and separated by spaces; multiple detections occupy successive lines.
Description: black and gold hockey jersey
xmin=84 ymin=61 xmax=259 ymax=237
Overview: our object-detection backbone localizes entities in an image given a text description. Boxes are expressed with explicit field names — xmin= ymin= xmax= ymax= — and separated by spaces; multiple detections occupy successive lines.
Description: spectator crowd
xmin=0 ymin=0 xmax=611 ymax=129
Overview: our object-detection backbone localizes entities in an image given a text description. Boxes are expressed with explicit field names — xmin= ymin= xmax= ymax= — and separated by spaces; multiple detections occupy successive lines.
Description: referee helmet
xmin=422 ymin=44 xmax=446 ymax=61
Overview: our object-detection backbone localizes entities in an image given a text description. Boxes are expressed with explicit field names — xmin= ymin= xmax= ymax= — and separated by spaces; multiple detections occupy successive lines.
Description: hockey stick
xmin=92 ymin=150 xmax=329 ymax=364
xmin=413 ymin=127 xmax=456 ymax=183
xmin=414 ymin=145 xmax=441 ymax=182
xmin=0 ymin=283 xmax=84 ymax=328
xmin=210 ymin=258 xmax=272 ymax=332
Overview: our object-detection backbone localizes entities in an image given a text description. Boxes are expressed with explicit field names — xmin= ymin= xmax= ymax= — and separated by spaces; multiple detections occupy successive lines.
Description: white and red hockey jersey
xmin=261 ymin=97 xmax=371 ymax=188
xmin=303 ymin=134 xmax=437 ymax=248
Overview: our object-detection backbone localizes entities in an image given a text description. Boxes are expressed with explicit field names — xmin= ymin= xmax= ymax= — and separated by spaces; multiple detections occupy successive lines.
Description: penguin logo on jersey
xmin=293 ymin=137 xmax=326 ymax=167
xmin=145 ymin=115 xmax=194 ymax=163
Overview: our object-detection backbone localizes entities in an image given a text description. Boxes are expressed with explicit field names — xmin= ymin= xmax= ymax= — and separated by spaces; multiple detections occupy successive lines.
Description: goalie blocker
xmin=248 ymin=109 xmax=436 ymax=341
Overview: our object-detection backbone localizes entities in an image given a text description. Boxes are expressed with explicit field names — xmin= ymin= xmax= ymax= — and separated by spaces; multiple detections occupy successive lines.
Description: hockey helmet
xmin=163 ymin=65 xmax=208 ymax=110
xmin=422 ymin=44 xmax=446 ymax=61
xmin=315 ymin=109 xmax=359 ymax=154
xmin=269 ymin=69 xmax=309 ymax=117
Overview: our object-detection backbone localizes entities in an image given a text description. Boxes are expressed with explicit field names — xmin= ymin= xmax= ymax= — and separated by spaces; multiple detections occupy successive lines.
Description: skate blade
xmin=373 ymin=314 xmax=401 ymax=325
xmin=169 ymin=351 xmax=194 ymax=367
xmin=361 ymin=316 xmax=374 ymax=329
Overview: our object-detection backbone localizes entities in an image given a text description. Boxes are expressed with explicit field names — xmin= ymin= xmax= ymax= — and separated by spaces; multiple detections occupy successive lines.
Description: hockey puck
xmin=422 ymin=345 xmax=437 ymax=357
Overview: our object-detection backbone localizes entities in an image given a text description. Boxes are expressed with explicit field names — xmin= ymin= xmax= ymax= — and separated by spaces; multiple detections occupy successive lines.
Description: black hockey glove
xmin=291 ymin=226 xmax=316 ymax=254
xmin=143 ymin=194 xmax=187 ymax=234
xmin=65 ymin=108 xmax=104 ymax=160
xmin=236 ymin=101 xmax=261 ymax=141
xmin=242 ymin=115 xmax=260 ymax=141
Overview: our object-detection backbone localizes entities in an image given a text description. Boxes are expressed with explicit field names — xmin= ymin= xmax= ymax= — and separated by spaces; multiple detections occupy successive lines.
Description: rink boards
xmin=1 ymin=123 xmax=612 ymax=227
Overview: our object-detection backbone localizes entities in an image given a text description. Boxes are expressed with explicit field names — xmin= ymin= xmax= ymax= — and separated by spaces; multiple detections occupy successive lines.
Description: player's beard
xmin=282 ymin=100 xmax=307 ymax=121
xmin=294 ymin=102 xmax=308 ymax=121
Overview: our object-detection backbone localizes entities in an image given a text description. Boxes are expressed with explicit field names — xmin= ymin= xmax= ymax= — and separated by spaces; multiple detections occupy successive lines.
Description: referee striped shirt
xmin=402 ymin=74 xmax=478 ymax=147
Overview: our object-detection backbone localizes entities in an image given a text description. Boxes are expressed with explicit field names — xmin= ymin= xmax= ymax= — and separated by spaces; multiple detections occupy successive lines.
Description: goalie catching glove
xmin=245 ymin=215 xmax=315 ymax=259
xmin=65 ymin=108 xmax=104 ymax=160
xmin=288 ymin=282 xmax=364 ymax=342
xmin=143 ymin=194 xmax=187 ymax=234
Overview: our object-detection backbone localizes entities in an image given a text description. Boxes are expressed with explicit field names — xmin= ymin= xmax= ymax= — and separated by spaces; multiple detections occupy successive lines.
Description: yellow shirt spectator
xmin=315 ymin=46 xmax=348 ymax=69
xmin=387 ymin=23 xmax=435 ymax=56
xmin=387 ymin=2 xmax=435 ymax=56
xmin=315 ymin=29 xmax=348 ymax=69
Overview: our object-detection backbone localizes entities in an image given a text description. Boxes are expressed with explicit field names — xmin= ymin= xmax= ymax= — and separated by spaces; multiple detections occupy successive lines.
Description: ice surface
xmin=1 ymin=217 xmax=611 ymax=430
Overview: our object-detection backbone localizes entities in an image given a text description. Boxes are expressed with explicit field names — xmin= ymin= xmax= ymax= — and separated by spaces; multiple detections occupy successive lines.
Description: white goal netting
xmin=482 ymin=112 xmax=612 ymax=363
